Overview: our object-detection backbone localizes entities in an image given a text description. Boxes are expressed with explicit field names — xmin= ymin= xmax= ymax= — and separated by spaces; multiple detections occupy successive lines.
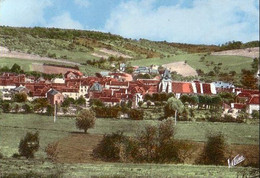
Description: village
xmin=0 ymin=63 xmax=259 ymax=119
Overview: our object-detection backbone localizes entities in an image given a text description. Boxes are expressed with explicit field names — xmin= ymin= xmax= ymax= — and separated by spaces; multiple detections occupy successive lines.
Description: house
xmin=247 ymin=95 xmax=259 ymax=114
xmin=47 ymin=89 xmax=64 ymax=105
xmin=12 ymin=86 xmax=30 ymax=94
xmin=64 ymin=70 xmax=83 ymax=79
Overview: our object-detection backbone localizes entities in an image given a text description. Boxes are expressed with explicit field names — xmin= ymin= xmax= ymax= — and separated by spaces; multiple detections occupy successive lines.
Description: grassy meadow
xmin=129 ymin=53 xmax=253 ymax=74
xmin=0 ymin=113 xmax=258 ymax=158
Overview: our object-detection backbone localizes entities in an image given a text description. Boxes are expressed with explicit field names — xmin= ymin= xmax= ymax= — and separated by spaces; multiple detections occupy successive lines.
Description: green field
xmin=129 ymin=54 xmax=253 ymax=74
xmin=0 ymin=113 xmax=258 ymax=158
xmin=1 ymin=158 xmax=258 ymax=177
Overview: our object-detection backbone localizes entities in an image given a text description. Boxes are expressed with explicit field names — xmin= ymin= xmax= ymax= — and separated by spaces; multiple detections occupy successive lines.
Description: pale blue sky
xmin=0 ymin=0 xmax=259 ymax=44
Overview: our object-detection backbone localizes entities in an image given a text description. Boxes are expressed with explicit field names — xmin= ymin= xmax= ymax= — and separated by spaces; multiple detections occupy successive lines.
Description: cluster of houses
xmin=0 ymin=69 xmax=259 ymax=116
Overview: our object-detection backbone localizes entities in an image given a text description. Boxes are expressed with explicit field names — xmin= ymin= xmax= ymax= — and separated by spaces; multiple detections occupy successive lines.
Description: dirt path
xmin=211 ymin=47 xmax=259 ymax=58
xmin=162 ymin=61 xmax=198 ymax=77
xmin=0 ymin=46 xmax=81 ymax=65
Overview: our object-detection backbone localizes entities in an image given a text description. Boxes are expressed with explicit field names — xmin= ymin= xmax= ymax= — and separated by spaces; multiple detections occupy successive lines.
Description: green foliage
xmin=251 ymin=110 xmax=259 ymax=120
xmin=22 ymin=103 xmax=33 ymax=113
xmin=128 ymin=109 xmax=144 ymax=120
xmin=89 ymin=98 xmax=104 ymax=107
xmin=93 ymin=106 xmax=122 ymax=118
xmin=46 ymin=105 xmax=54 ymax=116
xmin=76 ymin=109 xmax=96 ymax=133
xmin=33 ymin=98 xmax=49 ymax=113
xmin=18 ymin=131 xmax=40 ymax=159
xmin=13 ymin=93 xmax=27 ymax=102
xmin=93 ymin=131 xmax=138 ymax=162
xmin=75 ymin=96 xmax=86 ymax=106
xmin=240 ymin=69 xmax=257 ymax=89
xmin=2 ymin=103 xmax=11 ymax=113
xmin=61 ymin=97 xmax=75 ymax=107
xmin=10 ymin=63 xmax=23 ymax=73
xmin=197 ymin=133 xmax=226 ymax=165
xmin=164 ymin=97 xmax=184 ymax=118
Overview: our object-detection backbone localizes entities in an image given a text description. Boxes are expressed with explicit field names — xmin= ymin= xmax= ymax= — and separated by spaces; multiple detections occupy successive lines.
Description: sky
xmin=0 ymin=0 xmax=259 ymax=45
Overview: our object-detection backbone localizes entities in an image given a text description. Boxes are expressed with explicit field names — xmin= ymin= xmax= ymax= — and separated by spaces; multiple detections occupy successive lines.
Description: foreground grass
xmin=0 ymin=158 xmax=258 ymax=178
xmin=0 ymin=113 xmax=258 ymax=158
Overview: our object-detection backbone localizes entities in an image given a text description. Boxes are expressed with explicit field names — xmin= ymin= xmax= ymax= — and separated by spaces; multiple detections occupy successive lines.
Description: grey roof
xmin=162 ymin=69 xmax=171 ymax=80
xmin=90 ymin=82 xmax=102 ymax=92
xmin=213 ymin=81 xmax=234 ymax=88
xmin=14 ymin=86 xmax=26 ymax=92
xmin=48 ymin=89 xmax=59 ymax=95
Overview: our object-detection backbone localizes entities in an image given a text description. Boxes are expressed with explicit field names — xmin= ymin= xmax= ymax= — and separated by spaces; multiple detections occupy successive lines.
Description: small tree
xmin=19 ymin=132 xmax=39 ymax=159
xmin=76 ymin=109 xmax=96 ymax=133
xmin=164 ymin=97 xmax=184 ymax=125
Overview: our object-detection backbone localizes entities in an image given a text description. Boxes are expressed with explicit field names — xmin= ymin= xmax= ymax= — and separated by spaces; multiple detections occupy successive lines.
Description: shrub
xmin=19 ymin=132 xmax=40 ymax=159
xmin=93 ymin=132 xmax=138 ymax=162
xmin=2 ymin=103 xmax=10 ymax=113
xmin=128 ymin=109 xmax=144 ymax=120
xmin=76 ymin=109 xmax=96 ymax=133
xmin=196 ymin=133 xmax=226 ymax=165
xmin=13 ymin=93 xmax=27 ymax=102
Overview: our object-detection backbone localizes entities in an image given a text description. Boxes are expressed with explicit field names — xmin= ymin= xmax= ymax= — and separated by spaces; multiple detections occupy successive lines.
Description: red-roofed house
xmin=247 ymin=95 xmax=259 ymax=114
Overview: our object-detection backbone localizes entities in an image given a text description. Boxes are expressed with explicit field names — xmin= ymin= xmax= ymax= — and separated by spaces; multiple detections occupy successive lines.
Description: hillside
xmin=0 ymin=26 xmax=257 ymax=84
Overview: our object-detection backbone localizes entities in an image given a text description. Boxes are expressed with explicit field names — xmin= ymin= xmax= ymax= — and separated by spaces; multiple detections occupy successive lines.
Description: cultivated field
xmin=0 ymin=46 xmax=80 ymax=65
xmin=162 ymin=61 xmax=198 ymax=76
xmin=32 ymin=63 xmax=80 ymax=74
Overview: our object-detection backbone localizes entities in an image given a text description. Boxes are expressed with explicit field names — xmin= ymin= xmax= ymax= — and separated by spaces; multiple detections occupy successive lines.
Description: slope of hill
xmin=0 ymin=26 xmax=257 ymax=84
xmin=211 ymin=47 xmax=259 ymax=58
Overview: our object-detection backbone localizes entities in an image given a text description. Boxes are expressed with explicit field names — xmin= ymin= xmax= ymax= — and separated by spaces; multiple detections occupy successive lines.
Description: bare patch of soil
xmin=48 ymin=133 xmax=104 ymax=163
xmin=99 ymin=48 xmax=132 ymax=59
xmin=162 ymin=61 xmax=198 ymax=77
xmin=211 ymin=47 xmax=259 ymax=58
xmin=32 ymin=63 xmax=79 ymax=74
xmin=0 ymin=46 xmax=80 ymax=65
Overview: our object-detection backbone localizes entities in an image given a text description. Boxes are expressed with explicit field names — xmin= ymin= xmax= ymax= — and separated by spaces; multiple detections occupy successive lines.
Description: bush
xmin=13 ymin=93 xmax=27 ymax=102
xmin=76 ymin=109 xmax=96 ymax=133
xmin=0 ymin=152 xmax=3 ymax=159
xmin=196 ymin=133 xmax=226 ymax=165
xmin=93 ymin=132 xmax=138 ymax=162
xmin=19 ymin=131 xmax=40 ymax=159
xmin=2 ymin=103 xmax=10 ymax=113
xmin=128 ymin=109 xmax=144 ymax=120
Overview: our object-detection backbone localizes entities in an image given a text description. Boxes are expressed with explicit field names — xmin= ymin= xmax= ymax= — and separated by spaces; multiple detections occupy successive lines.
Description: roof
xmin=233 ymin=103 xmax=246 ymax=109
xmin=47 ymin=89 xmax=60 ymax=96
xmin=172 ymin=82 xmax=193 ymax=94
xmin=90 ymin=82 xmax=102 ymax=92
xmin=248 ymin=95 xmax=260 ymax=105
xmin=162 ymin=69 xmax=171 ymax=80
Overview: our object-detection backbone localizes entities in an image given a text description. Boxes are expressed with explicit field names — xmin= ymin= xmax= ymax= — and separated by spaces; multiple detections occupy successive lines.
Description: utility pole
xmin=54 ymin=102 xmax=57 ymax=123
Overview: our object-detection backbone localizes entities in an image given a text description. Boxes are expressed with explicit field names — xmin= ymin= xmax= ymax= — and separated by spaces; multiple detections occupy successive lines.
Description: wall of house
xmin=248 ymin=104 xmax=259 ymax=114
